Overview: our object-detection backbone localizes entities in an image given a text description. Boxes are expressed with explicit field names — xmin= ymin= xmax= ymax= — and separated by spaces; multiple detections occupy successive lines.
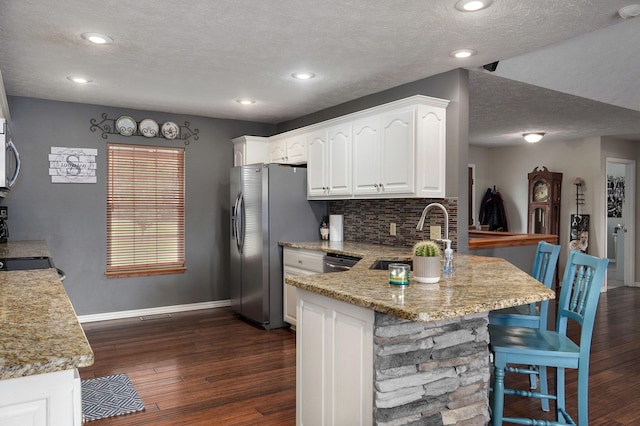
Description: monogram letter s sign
xmin=49 ymin=147 xmax=97 ymax=183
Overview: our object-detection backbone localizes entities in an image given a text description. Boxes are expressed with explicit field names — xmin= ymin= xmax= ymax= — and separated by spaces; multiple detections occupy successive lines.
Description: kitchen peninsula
xmin=281 ymin=241 xmax=554 ymax=426
xmin=0 ymin=241 xmax=94 ymax=426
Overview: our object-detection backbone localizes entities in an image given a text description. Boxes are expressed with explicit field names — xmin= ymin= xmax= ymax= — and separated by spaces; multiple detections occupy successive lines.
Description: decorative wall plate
xmin=161 ymin=121 xmax=179 ymax=140
xmin=139 ymin=118 xmax=159 ymax=138
xmin=116 ymin=116 xmax=137 ymax=136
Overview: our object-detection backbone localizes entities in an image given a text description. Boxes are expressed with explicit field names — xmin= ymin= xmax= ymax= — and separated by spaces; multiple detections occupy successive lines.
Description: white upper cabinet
xmin=353 ymin=107 xmax=415 ymax=197
xmin=307 ymin=130 xmax=329 ymax=197
xmin=307 ymin=125 xmax=352 ymax=198
xmin=232 ymin=95 xmax=448 ymax=199
xmin=269 ymin=134 xmax=307 ymax=164
xmin=415 ymin=104 xmax=447 ymax=198
xmin=327 ymin=124 xmax=352 ymax=196
xmin=232 ymin=136 xmax=269 ymax=167
xmin=352 ymin=116 xmax=381 ymax=195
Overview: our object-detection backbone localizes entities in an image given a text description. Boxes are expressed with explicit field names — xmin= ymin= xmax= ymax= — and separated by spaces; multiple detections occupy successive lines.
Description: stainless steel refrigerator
xmin=230 ymin=163 xmax=326 ymax=329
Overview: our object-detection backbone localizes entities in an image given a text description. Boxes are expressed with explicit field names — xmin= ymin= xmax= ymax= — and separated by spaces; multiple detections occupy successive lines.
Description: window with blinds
xmin=106 ymin=143 xmax=186 ymax=278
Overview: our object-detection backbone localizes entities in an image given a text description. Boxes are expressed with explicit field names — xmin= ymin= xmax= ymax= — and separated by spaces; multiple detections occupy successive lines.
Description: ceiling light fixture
xmin=291 ymin=72 xmax=316 ymax=80
xmin=450 ymin=49 xmax=477 ymax=58
xmin=81 ymin=32 xmax=113 ymax=45
xmin=67 ymin=76 xmax=92 ymax=84
xmin=455 ymin=0 xmax=493 ymax=11
xmin=236 ymin=99 xmax=256 ymax=105
xmin=618 ymin=5 xmax=640 ymax=19
xmin=523 ymin=133 xmax=545 ymax=143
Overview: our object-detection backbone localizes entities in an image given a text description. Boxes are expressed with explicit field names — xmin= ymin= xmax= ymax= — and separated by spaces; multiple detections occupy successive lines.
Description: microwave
xmin=0 ymin=118 xmax=20 ymax=197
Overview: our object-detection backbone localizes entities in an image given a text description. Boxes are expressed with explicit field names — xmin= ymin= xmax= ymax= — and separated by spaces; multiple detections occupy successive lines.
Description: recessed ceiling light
xmin=618 ymin=5 xmax=640 ymax=19
xmin=236 ymin=99 xmax=256 ymax=105
xmin=455 ymin=0 xmax=493 ymax=11
xmin=523 ymin=133 xmax=545 ymax=143
xmin=67 ymin=76 xmax=92 ymax=84
xmin=450 ymin=49 xmax=477 ymax=58
xmin=291 ymin=72 xmax=316 ymax=80
xmin=81 ymin=32 xmax=113 ymax=45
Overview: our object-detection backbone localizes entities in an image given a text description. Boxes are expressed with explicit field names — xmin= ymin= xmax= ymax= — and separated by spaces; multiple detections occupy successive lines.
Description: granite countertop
xmin=0 ymin=242 xmax=94 ymax=380
xmin=0 ymin=240 xmax=51 ymax=258
xmin=281 ymin=241 xmax=555 ymax=322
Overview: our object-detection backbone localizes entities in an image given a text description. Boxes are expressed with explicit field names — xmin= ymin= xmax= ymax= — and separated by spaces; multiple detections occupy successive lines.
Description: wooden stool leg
xmin=577 ymin=364 xmax=590 ymax=425
xmin=539 ymin=366 xmax=549 ymax=411
xmin=555 ymin=367 xmax=566 ymax=422
xmin=492 ymin=363 xmax=505 ymax=426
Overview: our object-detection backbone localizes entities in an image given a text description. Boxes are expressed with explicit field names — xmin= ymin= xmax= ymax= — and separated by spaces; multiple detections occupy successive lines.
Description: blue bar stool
xmin=489 ymin=241 xmax=561 ymax=410
xmin=489 ymin=250 xmax=608 ymax=425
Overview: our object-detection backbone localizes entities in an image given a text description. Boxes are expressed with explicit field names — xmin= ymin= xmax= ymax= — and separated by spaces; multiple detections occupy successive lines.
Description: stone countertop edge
xmin=0 ymin=243 xmax=94 ymax=381
xmin=0 ymin=240 xmax=51 ymax=259
xmin=280 ymin=241 xmax=555 ymax=322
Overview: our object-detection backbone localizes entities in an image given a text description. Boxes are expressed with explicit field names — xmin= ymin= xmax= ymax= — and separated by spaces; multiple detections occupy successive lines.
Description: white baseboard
xmin=77 ymin=299 xmax=231 ymax=323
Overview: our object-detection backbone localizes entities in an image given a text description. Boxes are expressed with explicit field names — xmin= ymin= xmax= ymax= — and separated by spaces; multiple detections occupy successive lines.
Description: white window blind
xmin=106 ymin=143 xmax=186 ymax=278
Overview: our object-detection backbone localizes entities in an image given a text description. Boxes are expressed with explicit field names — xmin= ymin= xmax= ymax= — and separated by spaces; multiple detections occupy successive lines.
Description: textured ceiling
xmin=0 ymin=0 xmax=639 ymax=145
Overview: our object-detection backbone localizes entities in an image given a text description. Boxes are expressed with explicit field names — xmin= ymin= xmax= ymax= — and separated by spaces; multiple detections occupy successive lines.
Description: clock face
xmin=534 ymin=181 xmax=549 ymax=202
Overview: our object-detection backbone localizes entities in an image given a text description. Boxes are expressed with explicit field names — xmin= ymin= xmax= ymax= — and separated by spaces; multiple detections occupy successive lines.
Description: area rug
xmin=81 ymin=373 xmax=145 ymax=422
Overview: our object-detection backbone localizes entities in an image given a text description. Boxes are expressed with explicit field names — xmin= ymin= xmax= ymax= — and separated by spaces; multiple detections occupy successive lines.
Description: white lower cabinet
xmin=296 ymin=289 xmax=373 ymax=426
xmin=283 ymin=248 xmax=324 ymax=328
xmin=0 ymin=369 xmax=82 ymax=426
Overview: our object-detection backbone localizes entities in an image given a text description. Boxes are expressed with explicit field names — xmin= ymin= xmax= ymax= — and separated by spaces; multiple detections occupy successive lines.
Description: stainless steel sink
xmin=370 ymin=260 xmax=412 ymax=270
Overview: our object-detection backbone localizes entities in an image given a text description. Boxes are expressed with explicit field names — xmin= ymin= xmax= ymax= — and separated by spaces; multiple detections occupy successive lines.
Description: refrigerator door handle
xmin=232 ymin=192 xmax=240 ymax=242
xmin=237 ymin=192 xmax=245 ymax=253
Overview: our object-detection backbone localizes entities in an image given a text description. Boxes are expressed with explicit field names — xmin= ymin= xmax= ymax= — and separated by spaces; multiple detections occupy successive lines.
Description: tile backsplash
xmin=328 ymin=198 xmax=458 ymax=250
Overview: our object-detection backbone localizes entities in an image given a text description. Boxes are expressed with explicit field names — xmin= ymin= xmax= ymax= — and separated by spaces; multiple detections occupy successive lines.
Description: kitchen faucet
xmin=416 ymin=202 xmax=454 ymax=274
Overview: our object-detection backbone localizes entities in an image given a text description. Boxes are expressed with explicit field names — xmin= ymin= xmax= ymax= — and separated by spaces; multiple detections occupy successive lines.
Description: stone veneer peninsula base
xmin=374 ymin=312 xmax=489 ymax=425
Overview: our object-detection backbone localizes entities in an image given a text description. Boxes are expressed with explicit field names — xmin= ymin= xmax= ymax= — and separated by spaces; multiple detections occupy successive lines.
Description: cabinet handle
xmin=374 ymin=184 xmax=378 ymax=188
xmin=380 ymin=183 xmax=384 ymax=190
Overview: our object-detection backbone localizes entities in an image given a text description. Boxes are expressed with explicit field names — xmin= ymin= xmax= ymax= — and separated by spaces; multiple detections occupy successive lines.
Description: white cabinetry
xmin=352 ymin=107 xmax=415 ymax=196
xmin=415 ymin=104 xmax=447 ymax=198
xmin=296 ymin=289 xmax=373 ymax=425
xmin=232 ymin=136 xmax=268 ymax=166
xmin=232 ymin=95 xmax=448 ymax=199
xmin=269 ymin=134 xmax=307 ymax=164
xmin=307 ymin=124 xmax=352 ymax=198
xmin=283 ymin=248 xmax=324 ymax=328
xmin=0 ymin=369 xmax=82 ymax=426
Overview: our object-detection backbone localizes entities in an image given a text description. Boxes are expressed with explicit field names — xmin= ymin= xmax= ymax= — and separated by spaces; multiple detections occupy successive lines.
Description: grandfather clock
xmin=528 ymin=166 xmax=562 ymax=236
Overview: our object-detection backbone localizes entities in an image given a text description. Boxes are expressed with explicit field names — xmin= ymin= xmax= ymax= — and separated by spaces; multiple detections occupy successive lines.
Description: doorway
xmin=605 ymin=158 xmax=635 ymax=289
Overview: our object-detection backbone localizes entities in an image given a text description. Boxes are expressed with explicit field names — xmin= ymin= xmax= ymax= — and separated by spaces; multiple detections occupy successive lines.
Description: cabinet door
xmin=327 ymin=124 xmax=352 ymax=196
xmin=415 ymin=105 xmax=446 ymax=198
xmin=297 ymin=289 xmax=373 ymax=425
xmin=286 ymin=134 xmax=307 ymax=164
xmin=307 ymin=131 xmax=328 ymax=197
xmin=380 ymin=108 xmax=415 ymax=194
xmin=283 ymin=266 xmax=318 ymax=328
xmin=352 ymin=116 xmax=381 ymax=196
xmin=268 ymin=139 xmax=287 ymax=163
xmin=233 ymin=142 xmax=246 ymax=167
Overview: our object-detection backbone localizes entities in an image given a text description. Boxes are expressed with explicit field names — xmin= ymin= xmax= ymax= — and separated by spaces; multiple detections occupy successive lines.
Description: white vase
xmin=412 ymin=256 xmax=441 ymax=283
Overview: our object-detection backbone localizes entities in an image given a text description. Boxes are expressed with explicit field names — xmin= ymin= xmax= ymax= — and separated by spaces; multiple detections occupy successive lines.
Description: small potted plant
xmin=412 ymin=240 xmax=441 ymax=284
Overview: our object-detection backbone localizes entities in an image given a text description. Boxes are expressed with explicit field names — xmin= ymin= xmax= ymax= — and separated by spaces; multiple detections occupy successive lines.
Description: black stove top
xmin=0 ymin=256 xmax=54 ymax=271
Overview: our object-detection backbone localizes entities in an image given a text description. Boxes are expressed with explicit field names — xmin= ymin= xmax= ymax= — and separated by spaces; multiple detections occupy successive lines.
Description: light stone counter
xmin=281 ymin=241 xmax=555 ymax=322
xmin=0 ymin=242 xmax=94 ymax=380
xmin=0 ymin=240 xmax=51 ymax=259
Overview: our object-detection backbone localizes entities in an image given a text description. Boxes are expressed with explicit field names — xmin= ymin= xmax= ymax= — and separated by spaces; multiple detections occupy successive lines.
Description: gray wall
xmin=277 ymin=69 xmax=470 ymax=251
xmin=5 ymin=96 xmax=274 ymax=315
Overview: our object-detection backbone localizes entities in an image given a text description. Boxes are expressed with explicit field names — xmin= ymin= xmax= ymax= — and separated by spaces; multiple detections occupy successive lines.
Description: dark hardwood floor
xmin=79 ymin=287 xmax=640 ymax=425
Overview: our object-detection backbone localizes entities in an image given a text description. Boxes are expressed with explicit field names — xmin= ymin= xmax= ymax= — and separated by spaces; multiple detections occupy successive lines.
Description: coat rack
xmin=574 ymin=177 xmax=585 ymax=216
